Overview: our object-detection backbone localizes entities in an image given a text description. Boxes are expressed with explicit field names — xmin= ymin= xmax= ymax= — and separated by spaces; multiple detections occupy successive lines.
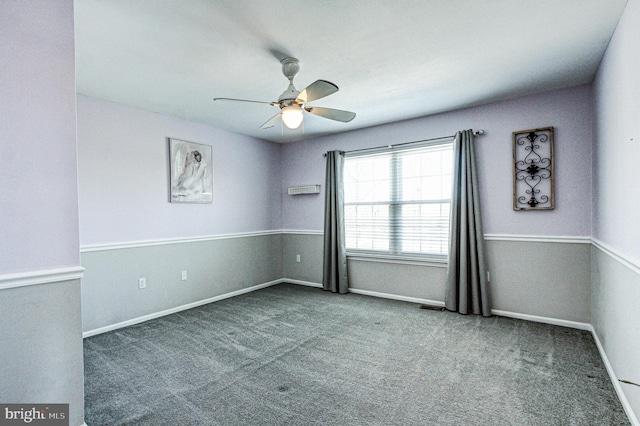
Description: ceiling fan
xmin=214 ymin=57 xmax=356 ymax=130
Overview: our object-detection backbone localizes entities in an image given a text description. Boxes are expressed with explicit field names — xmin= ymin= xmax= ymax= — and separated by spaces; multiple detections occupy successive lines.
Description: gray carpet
xmin=84 ymin=283 xmax=628 ymax=425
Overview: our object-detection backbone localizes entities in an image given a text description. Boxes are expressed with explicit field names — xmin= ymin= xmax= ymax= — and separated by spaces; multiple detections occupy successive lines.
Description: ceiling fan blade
xmin=305 ymin=106 xmax=356 ymax=123
xmin=260 ymin=112 xmax=282 ymax=129
xmin=296 ymin=80 xmax=338 ymax=103
xmin=214 ymin=97 xmax=278 ymax=106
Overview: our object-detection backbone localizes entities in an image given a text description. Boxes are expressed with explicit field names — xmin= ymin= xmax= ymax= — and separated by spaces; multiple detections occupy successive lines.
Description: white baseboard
xmin=490 ymin=309 xmax=592 ymax=330
xmin=283 ymin=279 xmax=444 ymax=306
xmin=590 ymin=327 xmax=640 ymax=426
xmin=82 ymin=279 xmax=282 ymax=338
xmin=283 ymin=280 xmax=444 ymax=306
xmin=349 ymin=287 xmax=444 ymax=306
xmin=282 ymin=278 xmax=322 ymax=288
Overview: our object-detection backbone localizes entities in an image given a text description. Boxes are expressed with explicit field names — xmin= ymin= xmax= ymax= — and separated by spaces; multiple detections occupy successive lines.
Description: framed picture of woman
xmin=169 ymin=138 xmax=213 ymax=203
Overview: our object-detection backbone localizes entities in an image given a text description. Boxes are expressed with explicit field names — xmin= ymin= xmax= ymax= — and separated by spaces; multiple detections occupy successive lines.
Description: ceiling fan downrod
xmin=278 ymin=57 xmax=301 ymax=103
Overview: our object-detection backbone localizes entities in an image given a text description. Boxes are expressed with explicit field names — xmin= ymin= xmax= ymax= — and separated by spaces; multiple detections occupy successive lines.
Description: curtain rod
xmin=323 ymin=129 xmax=484 ymax=157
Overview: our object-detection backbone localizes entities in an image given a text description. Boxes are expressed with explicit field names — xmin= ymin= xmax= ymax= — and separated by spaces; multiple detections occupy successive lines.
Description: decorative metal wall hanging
xmin=513 ymin=127 xmax=554 ymax=210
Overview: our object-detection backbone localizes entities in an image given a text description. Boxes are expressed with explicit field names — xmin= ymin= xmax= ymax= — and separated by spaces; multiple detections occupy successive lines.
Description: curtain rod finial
xmin=474 ymin=129 xmax=485 ymax=136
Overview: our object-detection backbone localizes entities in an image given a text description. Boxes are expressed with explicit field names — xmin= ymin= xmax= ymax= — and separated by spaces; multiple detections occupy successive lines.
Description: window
xmin=344 ymin=140 xmax=453 ymax=260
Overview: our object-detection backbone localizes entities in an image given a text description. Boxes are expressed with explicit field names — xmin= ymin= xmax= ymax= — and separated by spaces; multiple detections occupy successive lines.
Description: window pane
xmin=401 ymin=176 xmax=421 ymax=201
xmin=401 ymin=154 xmax=421 ymax=178
xmin=400 ymin=203 xmax=450 ymax=254
xmin=421 ymin=152 xmax=443 ymax=176
xmin=345 ymin=204 xmax=389 ymax=251
xmin=420 ymin=176 xmax=443 ymax=199
xmin=400 ymin=147 xmax=452 ymax=201
xmin=344 ymin=155 xmax=391 ymax=203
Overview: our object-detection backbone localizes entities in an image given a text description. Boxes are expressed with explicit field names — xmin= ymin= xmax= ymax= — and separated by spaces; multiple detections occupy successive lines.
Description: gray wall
xmin=282 ymin=233 xmax=592 ymax=323
xmin=348 ymin=260 xmax=447 ymax=303
xmin=83 ymin=230 xmax=593 ymax=331
xmin=0 ymin=281 xmax=84 ymax=418
xmin=82 ymin=234 xmax=282 ymax=333
xmin=282 ymin=232 xmax=324 ymax=285
xmin=0 ymin=2 xmax=84 ymax=424
xmin=486 ymin=239 xmax=591 ymax=323
xmin=592 ymin=0 xmax=640 ymax=420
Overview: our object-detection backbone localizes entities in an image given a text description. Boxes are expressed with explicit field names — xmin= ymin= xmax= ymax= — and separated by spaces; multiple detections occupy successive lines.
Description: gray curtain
xmin=322 ymin=151 xmax=348 ymax=294
xmin=445 ymin=130 xmax=491 ymax=316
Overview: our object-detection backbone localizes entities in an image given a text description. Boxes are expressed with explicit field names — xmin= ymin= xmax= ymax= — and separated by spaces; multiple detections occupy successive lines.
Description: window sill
xmin=346 ymin=252 xmax=448 ymax=267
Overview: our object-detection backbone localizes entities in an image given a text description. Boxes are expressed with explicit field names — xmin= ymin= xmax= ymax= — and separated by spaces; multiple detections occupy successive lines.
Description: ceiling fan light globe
xmin=281 ymin=106 xmax=304 ymax=129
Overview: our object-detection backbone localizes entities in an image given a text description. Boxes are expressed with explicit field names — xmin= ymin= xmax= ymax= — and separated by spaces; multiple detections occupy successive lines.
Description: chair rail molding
xmin=592 ymin=238 xmax=640 ymax=276
xmin=0 ymin=266 xmax=85 ymax=291
xmin=80 ymin=230 xmax=283 ymax=252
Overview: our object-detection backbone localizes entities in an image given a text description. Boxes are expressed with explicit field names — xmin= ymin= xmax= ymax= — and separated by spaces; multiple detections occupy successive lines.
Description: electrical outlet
xmin=138 ymin=277 xmax=146 ymax=289
xmin=296 ymin=254 xmax=301 ymax=263
xmin=181 ymin=271 xmax=187 ymax=281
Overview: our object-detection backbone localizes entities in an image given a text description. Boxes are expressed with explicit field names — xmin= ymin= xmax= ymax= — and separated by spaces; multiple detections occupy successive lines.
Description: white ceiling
xmin=75 ymin=0 xmax=627 ymax=143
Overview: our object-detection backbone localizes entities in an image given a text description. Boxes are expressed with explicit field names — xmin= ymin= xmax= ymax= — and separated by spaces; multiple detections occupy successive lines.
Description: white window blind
xmin=344 ymin=140 xmax=453 ymax=259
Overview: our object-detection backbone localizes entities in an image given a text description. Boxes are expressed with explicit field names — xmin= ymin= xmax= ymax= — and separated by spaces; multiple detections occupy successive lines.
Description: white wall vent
xmin=288 ymin=185 xmax=321 ymax=195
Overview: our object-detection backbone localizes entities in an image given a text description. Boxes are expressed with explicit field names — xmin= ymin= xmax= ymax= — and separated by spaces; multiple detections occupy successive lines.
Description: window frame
xmin=343 ymin=139 xmax=453 ymax=265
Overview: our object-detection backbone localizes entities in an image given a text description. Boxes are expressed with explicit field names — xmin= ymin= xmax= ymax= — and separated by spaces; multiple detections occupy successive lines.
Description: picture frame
xmin=169 ymin=138 xmax=213 ymax=203
xmin=513 ymin=127 xmax=554 ymax=210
